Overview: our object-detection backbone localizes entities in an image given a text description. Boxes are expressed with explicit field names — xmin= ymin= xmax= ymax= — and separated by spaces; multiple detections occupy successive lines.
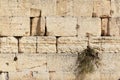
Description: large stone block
xmin=111 ymin=0 xmax=120 ymax=17
xmin=73 ymin=0 xmax=93 ymax=17
xmin=78 ymin=17 xmax=101 ymax=37
xmin=0 ymin=17 xmax=30 ymax=36
xmin=93 ymin=0 xmax=110 ymax=17
xmin=109 ymin=18 xmax=120 ymax=36
xmin=30 ymin=0 xmax=56 ymax=16
xmin=46 ymin=17 xmax=77 ymax=36
xmin=0 ymin=54 xmax=16 ymax=71
xmin=0 ymin=0 xmax=30 ymax=17
xmin=58 ymin=37 xmax=87 ymax=53
xmin=31 ymin=17 xmax=45 ymax=36
xmin=16 ymin=54 xmax=47 ymax=71
xmin=37 ymin=37 xmax=56 ymax=53
xmin=0 ymin=37 xmax=18 ymax=53
xmin=47 ymin=53 xmax=77 ymax=72
xmin=33 ymin=72 xmax=49 ymax=80
xmin=19 ymin=37 xmax=36 ymax=53
xmin=30 ymin=8 xmax=41 ymax=17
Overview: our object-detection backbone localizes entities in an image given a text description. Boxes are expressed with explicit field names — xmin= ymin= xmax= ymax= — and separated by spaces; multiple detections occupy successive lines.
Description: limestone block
xmin=30 ymin=0 xmax=56 ymax=16
xmin=0 ymin=73 xmax=8 ymax=80
xmin=111 ymin=0 xmax=120 ymax=17
xmin=33 ymin=72 xmax=49 ymax=80
xmin=17 ymin=54 xmax=47 ymax=71
xmin=9 ymin=71 xmax=36 ymax=80
xmin=73 ymin=0 xmax=93 ymax=17
xmin=0 ymin=0 xmax=30 ymax=17
xmin=31 ymin=17 xmax=45 ymax=36
xmin=0 ymin=54 xmax=16 ymax=71
xmin=49 ymin=72 xmax=63 ymax=80
xmin=58 ymin=37 xmax=87 ymax=53
xmin=37 ymin=37 xmax=56 ymax=53
xmin=109 ymin=18 xmax=120 ymax=36
xmin=47 ymin=53 xmax=77 ymax=72
xmin=19 ymin=37 xmax=36 ymax=53
xmin=0 ymin=37 xmax=18 ymax=53
xmin=93 ymin=0 xmax=110 ymax=17
xmin=78 ymin=17 xmax=101 ymax=37
xmin=30 ymin=8 xmax=41 ymax=17
xmin=46 ymin=17 xmax=77 ymax=36
xmin=56 ymin=0 xmax=73 ymax=16
xmin=0 ymin=17 xmax=30 ymax=36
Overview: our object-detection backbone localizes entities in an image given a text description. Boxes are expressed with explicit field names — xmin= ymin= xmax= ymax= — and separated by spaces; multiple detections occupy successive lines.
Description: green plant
xmin=75 ymin=46 xmax=100 ymax=80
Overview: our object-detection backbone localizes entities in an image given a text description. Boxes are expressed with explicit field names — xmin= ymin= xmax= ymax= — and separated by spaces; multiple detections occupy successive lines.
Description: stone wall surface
xmin=0 ymin=0 xmax=120 ymax=80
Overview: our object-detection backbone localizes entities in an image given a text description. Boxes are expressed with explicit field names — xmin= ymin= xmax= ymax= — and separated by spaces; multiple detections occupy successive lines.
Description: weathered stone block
xmin=0 ymin=0 xmax=30 ymax=17
xmin=0 ymin=54 xmax=16 ymax=71
xmin=47 ymin=53 xmax=77 ymax=72
xmin=31 ymin=17 xmax=45 ymax=36
xmin=109 ymin=18 xmax=120 ymax=36
xmin=17 ymin=54 xmax=47 ymax=71
xmin=0 ymin=37 xmax=18 ymax=53
xmin=78 ymin=17 xmax=101 ymax=37
xmin=9 ymin=71 xmax=36 ymax=80
xmin=111 ymin=0 xmax=120 ymax=17
xmin=0 ymin=17 xmax=30 ymax=36
xmin=0 ymin=73 xmax=8 ymax=80
xmin=73 ymin=0 xmax=93 ymax=17
xmin=58 ymin=37 xmax=87 ymax=53
xmin=30 ymin=8 xmax=41 ymax=17
xmin=46 ymin=17 xmax=77 ymax=36
xmin=33 ymin=72 xmax=49 ymax=80
xmin=37 ymin=37 xmax=56 ymax=53
xmin=19 ymin=37 xmax=36 ymax=53
xmin=93 ymin=0 xmax=110 ymax=17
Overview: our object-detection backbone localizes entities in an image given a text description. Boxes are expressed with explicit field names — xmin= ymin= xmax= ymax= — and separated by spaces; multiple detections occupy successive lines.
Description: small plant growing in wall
xmin=75 ymin=33 xmax=101 ymax=80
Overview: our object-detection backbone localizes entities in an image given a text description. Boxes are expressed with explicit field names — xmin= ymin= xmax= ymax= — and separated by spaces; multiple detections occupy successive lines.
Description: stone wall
xmin=0 ymin=0 xmax=120 ymax=80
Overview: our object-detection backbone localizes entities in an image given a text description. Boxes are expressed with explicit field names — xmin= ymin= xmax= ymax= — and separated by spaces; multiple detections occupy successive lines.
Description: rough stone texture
xmin=31 ymin=17 xmax=45 ymax=36
xmin=46 ymin=17 xmax=77 ymax=36
xmin=0 ymin=73 xmax=8 ymax=80
xmin=30 ymin=8 xmax=41 ymax=17
xmin=73 ymin=0 xmax=93 ymax=17
xmin=111 ymin=0 xmax=120 ymax=17
xmin=0 ymin=37 xmax=18 ymax=53
xmin=0 ymin=17 xmax=30 ymax=36
xmin=109 ymin=17 xmax=120 ymax=36
xmin=37 ymin=37 xmax=56 ymax=53
xmin=0 ymin=0 xmax=30 ymax=17
xmin=33 ymin=72 xmax=49 ymax=80
xmin=0 ymin=54 xmax=16 ymax=71
xmin=58 ymin=37 xmax=87 ymax=53
xmin=19 ymin=37 xmax=36 ymax=53
xmin=17 ymin=54 xmax=47 ymax=71
xmin=93 ymin=0 xmax=111 ymax=17
xmin=78 ymin=17 xmax=101 ymax=37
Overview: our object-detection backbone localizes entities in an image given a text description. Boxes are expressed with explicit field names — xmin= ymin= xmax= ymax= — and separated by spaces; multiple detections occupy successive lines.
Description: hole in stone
xmin=14 ymin=56 xmax=18 ymax=61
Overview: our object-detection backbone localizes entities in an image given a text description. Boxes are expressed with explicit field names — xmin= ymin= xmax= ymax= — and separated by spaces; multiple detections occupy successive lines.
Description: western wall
xmin=0 ymin=0 xmax=120 ymax=80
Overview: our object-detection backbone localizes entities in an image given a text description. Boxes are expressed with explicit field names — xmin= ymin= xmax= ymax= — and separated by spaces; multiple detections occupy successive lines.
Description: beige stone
xmin=93 ymin=0 xmax=111 ymax=17
xmin=0 ymin=37 xmax=18 ymax=53
xmin=0 ymin=0 xmax=30 ymax=17
xmin=17 ymin=54 xmax=47 ymax=71
xmin=30 ymin=0 xmax=56 ymax=16
xmin=47 ymin=53 xmax=78 ymax=72
xmin=0 ymin=17 xmax=30 ymax=36
xmin=0 ymin=73 xmax=8 ymax=80
xmin=30 ymin=8 xmax=41 ymax=17
xmin=31 ymin=17 xmax=45 ymax=36
xmin=111 ymin=0 xmax=120 ymax=17
xmin=58 ymin=37 xmax=87 ymax=53
xmin=0 ymin=54 xmax=16 ymax=71
xmin=56 ymin=0 xmax=73 ymax=16
xmin=46 ymin=17 xmax=77 ymax=36
xmin=37 ymin=37 xmax=56 ymax=53
xmin=109 ymin=18 xmax=120 ymax=36
xmin=9 ymin=71 xmax=36 ymax=80
xmin=73 ymin=0 xmax=93 ymax=17
xmin=78 ymin=17 xmax=101 ymax=37
xmin=19 ymin=37 xmax=36 ymax=53
xmin=33 ymin=72 xmax=49 ymax=80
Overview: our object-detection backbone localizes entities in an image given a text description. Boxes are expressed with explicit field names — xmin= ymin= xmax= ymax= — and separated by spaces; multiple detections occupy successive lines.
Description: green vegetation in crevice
xmin=75 ymin=46 xmax=101 ymax=80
